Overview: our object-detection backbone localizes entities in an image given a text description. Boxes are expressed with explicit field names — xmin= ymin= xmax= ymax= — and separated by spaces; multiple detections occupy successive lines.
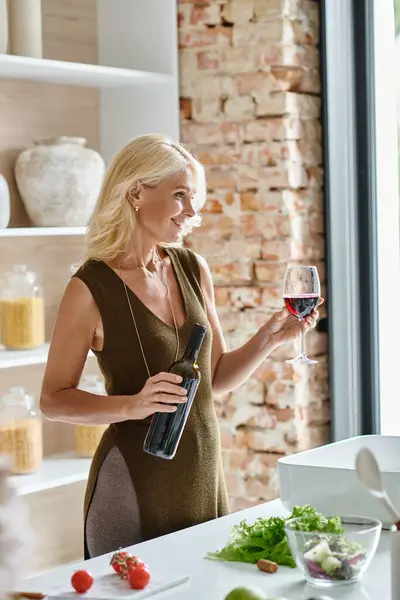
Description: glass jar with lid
xmin=0 ymin=264 xmax=45 ymax=350
xmin=0 ymin=387 xmax=43 ymax=474
xmin=74 ymin=375 xmax=108 ymax=458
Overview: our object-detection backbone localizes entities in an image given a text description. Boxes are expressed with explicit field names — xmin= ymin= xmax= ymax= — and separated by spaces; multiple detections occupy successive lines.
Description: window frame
xmin=320 ymin=0 xmax=399 ymax=439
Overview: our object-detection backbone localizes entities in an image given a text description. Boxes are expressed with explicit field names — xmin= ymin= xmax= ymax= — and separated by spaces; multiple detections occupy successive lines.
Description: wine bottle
xmin=143 ymin=323 xmax=207 ymax=460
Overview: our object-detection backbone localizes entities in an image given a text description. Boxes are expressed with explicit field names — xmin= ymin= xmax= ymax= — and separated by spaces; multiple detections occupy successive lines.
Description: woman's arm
xmin=41 ymin=278 xmax=186 ymax=425
xmin=195 ymin=254 xmax=319 ymax=396
xmin=40 ymin=278 xmax=133 ymax=424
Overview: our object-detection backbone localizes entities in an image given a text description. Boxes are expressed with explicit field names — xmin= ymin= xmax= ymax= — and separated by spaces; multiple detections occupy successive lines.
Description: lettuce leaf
xmin=206 ymin=505 xmax=344 ymax=568
xmin=289 ymin=504 xmax=344 ymax=535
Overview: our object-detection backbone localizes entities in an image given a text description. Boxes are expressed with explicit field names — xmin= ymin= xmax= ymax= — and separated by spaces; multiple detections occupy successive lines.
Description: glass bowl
xmin=284 ymin=515 xmax=382 ymax=588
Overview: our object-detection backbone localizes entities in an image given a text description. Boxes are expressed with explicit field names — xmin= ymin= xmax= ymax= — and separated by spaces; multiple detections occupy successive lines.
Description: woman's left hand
xmin=263 ymin=298 xmax=324 ymax=351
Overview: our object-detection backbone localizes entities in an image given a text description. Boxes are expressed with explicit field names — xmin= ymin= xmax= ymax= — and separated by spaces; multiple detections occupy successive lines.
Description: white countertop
xmin=24 ymin=499 xmax=390 ymax=600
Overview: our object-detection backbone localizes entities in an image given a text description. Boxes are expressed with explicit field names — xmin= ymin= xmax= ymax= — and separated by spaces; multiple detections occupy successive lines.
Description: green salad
xmin=207 ymin=505 xmax=345 ymax=569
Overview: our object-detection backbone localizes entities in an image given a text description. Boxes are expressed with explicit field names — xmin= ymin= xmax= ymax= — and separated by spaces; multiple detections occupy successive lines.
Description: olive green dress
xmin=72 ymin=247 xmax=230 ymax=559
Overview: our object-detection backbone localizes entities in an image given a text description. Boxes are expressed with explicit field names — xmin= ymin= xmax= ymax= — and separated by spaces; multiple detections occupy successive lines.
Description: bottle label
xmin=143 ymin=377 xmax=200 ymax=459
xmin=180 ymin=377 xmax=198 ymax=398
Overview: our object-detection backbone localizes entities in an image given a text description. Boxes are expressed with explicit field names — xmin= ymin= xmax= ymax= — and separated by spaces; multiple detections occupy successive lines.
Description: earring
xmin=134 ymin=205 xmax=139 ymax=212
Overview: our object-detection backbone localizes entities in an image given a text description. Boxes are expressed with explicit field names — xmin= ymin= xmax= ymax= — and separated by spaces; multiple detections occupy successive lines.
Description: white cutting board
xmin=45 ymin=570 xmax=190 ymax=600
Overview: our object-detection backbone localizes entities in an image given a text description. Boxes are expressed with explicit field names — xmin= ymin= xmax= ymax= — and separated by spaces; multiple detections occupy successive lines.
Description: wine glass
xmin=283 ymin=265 xmax=320 ymax=365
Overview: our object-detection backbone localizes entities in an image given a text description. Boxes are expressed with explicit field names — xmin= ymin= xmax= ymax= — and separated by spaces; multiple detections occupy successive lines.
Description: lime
xmin=224 ymin=586 xmax=267 ymax=600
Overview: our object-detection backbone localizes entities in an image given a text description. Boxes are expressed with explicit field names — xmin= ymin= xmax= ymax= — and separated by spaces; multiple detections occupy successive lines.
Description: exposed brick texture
xmin=178 ymin=0 xmax=329 ymax=511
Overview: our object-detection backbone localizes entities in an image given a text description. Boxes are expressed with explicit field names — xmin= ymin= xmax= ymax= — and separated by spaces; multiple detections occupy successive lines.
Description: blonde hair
xmin=86 ymin=134 xmax=206 ymax=262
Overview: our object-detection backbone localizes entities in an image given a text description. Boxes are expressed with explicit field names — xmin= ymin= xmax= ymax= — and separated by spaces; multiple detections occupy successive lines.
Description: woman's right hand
xmin=131 ymin=372 xmax=187 ymax=420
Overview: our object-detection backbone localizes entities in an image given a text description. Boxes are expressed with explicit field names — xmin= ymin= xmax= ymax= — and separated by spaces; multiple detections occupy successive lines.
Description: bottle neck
xmin=183 ymin=346 xmax=200 ymax=362
xmin=181 ymin=323 xmax=207 ymax=363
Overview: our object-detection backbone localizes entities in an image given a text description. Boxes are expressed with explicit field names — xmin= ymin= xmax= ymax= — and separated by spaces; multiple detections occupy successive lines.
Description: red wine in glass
xmin=284 ymin=294 xmax=320 ymax=320
xmin=283 ymin=266 xmax=321 ymax=365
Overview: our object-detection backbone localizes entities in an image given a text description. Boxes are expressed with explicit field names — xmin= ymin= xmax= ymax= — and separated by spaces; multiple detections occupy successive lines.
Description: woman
xmin=40 ymin=134 xmax=320 ymax=559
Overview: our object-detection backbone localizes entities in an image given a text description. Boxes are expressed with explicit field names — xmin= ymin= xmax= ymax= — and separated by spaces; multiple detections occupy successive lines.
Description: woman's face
xmin=133 ymin=167 xmax=198 ymax=244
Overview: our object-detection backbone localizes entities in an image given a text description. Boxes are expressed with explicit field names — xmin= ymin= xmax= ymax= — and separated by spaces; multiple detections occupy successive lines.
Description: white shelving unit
xmin=0 ymin=344 xmax=51 ymax=369
xmin=0 ymin=344 xmax=95 ymax=369
xmin=10 ymin=454 xmax=91 ymax=496
xmin=0 ymin=226 xmax=87 ymax=237
xmin=0 ymin=55 xmax=174 ymax=88
xmin=1 ymin=0 xmax=180 ymax=234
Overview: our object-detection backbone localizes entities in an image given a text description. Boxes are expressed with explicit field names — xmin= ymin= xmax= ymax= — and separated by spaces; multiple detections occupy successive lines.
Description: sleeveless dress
xmin=72 ymin=247 xmax=230 ymax=559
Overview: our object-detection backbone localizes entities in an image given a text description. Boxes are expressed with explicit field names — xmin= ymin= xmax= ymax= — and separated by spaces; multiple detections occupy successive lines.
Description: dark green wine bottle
xmin=143 ymin=323 xmax=207 ymax=459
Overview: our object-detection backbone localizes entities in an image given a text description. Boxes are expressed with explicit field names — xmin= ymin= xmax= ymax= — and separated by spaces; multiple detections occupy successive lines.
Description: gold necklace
xmin=118 ymin=249 xmax=180 ymax=379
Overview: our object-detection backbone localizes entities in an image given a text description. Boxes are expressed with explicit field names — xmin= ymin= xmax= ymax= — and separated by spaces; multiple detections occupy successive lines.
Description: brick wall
xmin=178 ymin=0 xmax=330 ymax=511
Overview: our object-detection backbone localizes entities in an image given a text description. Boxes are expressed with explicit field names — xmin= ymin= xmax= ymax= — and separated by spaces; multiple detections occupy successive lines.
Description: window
xmin=396 ymin=0 xmax=400 ymax=196
xmin=322 ymin=0 xmax=400 ymax=439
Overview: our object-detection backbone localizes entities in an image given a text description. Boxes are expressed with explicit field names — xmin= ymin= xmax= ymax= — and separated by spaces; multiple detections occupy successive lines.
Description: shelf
xmin=0 ymin=344 xmax=95 ymax=369
xmin=0 ymin=54 xmax=174 ymax=88
xmin=10 ymin=453 xmax=91 ymax=496
xmin=0 ymin=226 xmax=87 ymax=237
xmin=0 ymin=344 xmax=51 ymax=369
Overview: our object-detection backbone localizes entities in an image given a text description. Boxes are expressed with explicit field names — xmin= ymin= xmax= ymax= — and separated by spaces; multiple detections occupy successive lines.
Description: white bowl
xmin=278 ymin=434 xmax=400 ymax=529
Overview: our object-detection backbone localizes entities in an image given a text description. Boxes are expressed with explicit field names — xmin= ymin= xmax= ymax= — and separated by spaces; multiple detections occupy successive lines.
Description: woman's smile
xmin=171 ymin=218 xmax=185 ymax=230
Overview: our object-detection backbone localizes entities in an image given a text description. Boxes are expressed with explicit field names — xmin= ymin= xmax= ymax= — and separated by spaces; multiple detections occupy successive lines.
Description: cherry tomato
xmin=110 ymin=551 xmax=131 ymax=576
xmin=122 ymin=555 xmax=145 ymax=579
xmin=71 ymin=569 xmax=94 ymax=594
xmin=128 ymin=563 xmax=151 ymax=590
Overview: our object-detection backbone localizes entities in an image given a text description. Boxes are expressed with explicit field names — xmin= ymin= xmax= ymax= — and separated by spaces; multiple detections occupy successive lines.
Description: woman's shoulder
xmin=59 ymin=274 xmax=99 ymax=319
xmin=170 ymin=245 xmax=211 ymax=266
xmin=69 ymin=259 xmax=112 ymax=304
xmin=168 ymin=247 xmax=214 ymax=307
xmin=174 ymin=247 xmax=212 ymax=281
xmin=167 ymin=246 xmax=202 ymax=280
xmin=72 ymin=258 xmax=104 ymax=281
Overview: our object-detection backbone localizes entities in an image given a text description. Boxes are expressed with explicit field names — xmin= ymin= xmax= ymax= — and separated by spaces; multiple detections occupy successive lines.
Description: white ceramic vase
xmin=0 ymin=174 xmax=10 ymax=228
xmin=15 ymin=137 xmax=105 ymax=227
xmin=0 ymin=0 xmax=7 ymax=54
xmin=8 ymin=0 xmax=42 ymax=58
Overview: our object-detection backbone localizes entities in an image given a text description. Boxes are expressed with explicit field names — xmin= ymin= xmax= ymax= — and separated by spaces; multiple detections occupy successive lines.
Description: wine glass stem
xmin=299 ymin=326 xmax=305 ymax=357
